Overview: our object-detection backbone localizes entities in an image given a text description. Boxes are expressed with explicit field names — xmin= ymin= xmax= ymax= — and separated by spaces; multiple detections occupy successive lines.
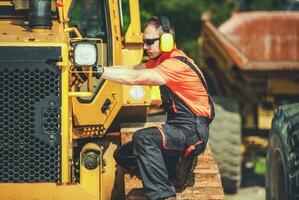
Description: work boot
xmin=172 ymin=157 xmax=198 ymax=193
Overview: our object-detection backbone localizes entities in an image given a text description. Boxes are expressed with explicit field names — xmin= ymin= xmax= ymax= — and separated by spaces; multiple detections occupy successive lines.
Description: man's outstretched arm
xmin=101 ymin=66 xmax=166 ymax=86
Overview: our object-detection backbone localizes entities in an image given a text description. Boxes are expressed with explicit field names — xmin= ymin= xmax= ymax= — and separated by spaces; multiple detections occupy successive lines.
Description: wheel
xmin=209 ymin=97 xmax=242 ymax=194
xmin=266 ymin=103 xmax=299 ymax=200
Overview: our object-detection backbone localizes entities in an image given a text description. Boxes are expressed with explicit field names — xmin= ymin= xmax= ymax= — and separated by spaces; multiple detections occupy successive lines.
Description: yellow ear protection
xmin=159 ymin=16 xmax=174 ymax=52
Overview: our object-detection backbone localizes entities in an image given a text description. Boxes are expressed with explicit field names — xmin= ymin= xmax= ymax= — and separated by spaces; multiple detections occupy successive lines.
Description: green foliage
xmin=122 ymin=0 xmax=288 ymax=63
xmin=140 ymin=0 xmax=236 ymax=63
xmin=238 ymin=0 xmax=287 ymax=11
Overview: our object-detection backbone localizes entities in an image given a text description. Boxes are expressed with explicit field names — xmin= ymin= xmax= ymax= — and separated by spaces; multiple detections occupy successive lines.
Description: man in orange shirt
xmin=100 ymin=16 xmax=214 ymax=200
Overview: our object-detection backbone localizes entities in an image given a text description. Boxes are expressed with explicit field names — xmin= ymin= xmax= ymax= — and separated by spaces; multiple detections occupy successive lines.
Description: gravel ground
xmin=225 ymin=162 xmax=266 ymax=200
xmin=225 ymin=186 xmax=265 ymax=200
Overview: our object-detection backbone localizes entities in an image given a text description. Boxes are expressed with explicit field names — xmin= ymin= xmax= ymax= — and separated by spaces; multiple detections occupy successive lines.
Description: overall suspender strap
xmin=175 ymin=56 xmax=215 ymax=120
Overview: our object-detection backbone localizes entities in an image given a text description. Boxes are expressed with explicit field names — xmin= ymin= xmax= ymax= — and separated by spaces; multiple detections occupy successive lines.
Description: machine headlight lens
xmin=74 ymin=43 xmax=97 ymax=66
xmin=129 ymin=86 xmax=145 ymax=101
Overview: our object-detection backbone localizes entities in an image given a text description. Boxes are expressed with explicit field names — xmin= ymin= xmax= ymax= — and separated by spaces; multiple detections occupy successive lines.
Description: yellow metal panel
xmin=72 ymin=81 xmax=123 ymax=129
xmin=150 ymin=86 xmax=161 ymax=101
xmin=125 ymin=0 xmax=143 ymax=43
xmin=62 ymin=0 xmax=73 ymax=25
xmin=0 ymin=21 xmax=66 ymax=44
xmin=100 ymin=141 xmax=117 ymax=200
xmin=258 ymin=104 xmax=274 ymax=130
xmin=121 ymin=46 xmax=143 ymax=66
xmin=60 ymin=45 xmax=71 ymax=183
xmin=0 ymin=183 xmax=98 ymax=200
xmin=108 ymin=0 xmax=122 ymax=65
xmin=69 ymin=92 xmax=94 ymax=97
xmin=80 ymin=143 xmax=102 ymax=199
xmin=121 ymin=0 xmax=143 ymax=66
xmin=122 ymin=85 xmax=151 ymax=106
xmin=79 ymin=142 xmax=117 ymax=200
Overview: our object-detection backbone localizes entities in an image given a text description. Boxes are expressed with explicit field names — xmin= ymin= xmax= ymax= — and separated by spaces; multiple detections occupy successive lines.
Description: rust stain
xmin=209 ymin=12 xmax=299 ymax=71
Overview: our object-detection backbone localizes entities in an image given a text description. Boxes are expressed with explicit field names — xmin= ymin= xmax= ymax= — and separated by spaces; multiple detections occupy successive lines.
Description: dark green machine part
xmin=0 ymin=47 xmax=61 ymax=183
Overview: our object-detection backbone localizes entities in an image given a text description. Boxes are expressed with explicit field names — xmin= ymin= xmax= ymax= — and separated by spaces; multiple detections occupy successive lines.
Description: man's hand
xmin=92 ymin=65 xmax=104 ymax=79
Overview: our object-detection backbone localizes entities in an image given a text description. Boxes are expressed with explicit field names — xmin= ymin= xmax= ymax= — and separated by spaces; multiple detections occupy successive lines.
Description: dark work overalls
xmin=114 ymin=57 xmax=214 ymax=200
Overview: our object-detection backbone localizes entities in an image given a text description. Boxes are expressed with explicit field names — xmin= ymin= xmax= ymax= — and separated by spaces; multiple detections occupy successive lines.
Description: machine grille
xmin=0 ymin=60 xmax=61 ymax=183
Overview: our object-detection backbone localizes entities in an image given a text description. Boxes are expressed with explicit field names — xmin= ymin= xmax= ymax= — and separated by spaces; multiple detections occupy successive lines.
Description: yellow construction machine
xmin=0 ymin=0 xmax=224 ymax=200
xmin=0 ymin=0 xmax=147 ymax=199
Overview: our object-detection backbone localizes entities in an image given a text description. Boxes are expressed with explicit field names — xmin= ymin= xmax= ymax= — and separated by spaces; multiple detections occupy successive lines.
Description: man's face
xmin=143 ymin=25 xmax=162 ymax=60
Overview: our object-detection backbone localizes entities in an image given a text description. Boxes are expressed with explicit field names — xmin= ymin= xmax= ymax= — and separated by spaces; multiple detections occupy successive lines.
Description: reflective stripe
xmin=184 ymin=140 xmax=203 ymax=158
xmin=157 ymin=126 xmax=167 ymax=149
xmin=172 ymin=99 xmax=178 ymax=113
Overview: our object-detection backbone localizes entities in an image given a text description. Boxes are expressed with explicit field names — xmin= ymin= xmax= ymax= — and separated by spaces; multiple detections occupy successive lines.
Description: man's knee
xmin=132 ymin=129 xmax=147 ymax=147
xmin=113 ymin=147 xmax=122 ymax=163
xmin=113 ymin=142 xmax=133 ymax=163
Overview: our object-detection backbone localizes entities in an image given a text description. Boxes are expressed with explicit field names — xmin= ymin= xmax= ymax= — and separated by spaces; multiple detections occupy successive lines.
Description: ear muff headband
xmin=159 ymin=16 xmax=174 ymax=52
xmin=159 ymin=16 xmax=171 ymax=33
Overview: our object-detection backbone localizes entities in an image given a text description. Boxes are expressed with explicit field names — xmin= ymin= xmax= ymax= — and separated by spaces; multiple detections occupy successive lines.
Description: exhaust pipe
xmin=28 ymin=0 xmax=52 ymax=29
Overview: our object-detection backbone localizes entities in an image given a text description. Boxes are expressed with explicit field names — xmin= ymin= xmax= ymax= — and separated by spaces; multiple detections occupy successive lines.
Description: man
xmin=101 ymin=16 xmax=214 ymax=200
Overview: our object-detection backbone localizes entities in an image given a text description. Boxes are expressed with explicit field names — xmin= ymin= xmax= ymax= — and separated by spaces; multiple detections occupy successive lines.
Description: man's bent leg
xmin=172 ymin=157 xmax=198 ymax=192
xmin=113 ymin=141 xmax=139 ymax=174
xmin=132 ymin=127 xmax=177 ymax=200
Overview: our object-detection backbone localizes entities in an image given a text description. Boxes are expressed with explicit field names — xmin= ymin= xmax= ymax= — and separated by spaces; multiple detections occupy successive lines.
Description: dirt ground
xmin=225 ymin=162 xmax=266 ymax=200
xmin=225 ymin=186 xmax=265 ymax=200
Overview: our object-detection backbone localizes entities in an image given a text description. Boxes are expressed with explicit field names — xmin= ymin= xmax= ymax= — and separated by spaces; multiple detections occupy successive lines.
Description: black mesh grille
xmin=0 ymin=61 xmax=61 ymax=183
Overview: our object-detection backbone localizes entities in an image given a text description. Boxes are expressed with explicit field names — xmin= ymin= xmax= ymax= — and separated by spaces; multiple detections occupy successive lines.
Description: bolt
xmin=49 ymin=101 xmax=55 ymax=107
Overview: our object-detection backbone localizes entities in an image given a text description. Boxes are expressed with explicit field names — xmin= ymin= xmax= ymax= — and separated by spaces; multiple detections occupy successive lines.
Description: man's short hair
xmin=144 ymin=16 xmax=175 ymax=38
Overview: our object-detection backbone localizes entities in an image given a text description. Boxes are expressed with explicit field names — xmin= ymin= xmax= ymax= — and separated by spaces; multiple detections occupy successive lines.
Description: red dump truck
xmin=200 ymin=11 xmax=299 ymax=197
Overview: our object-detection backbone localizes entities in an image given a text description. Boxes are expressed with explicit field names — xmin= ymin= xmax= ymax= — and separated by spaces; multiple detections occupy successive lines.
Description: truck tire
xmin=209 ymin=97 xmax=242 ymax=194
xmin=266 ymin=103 xmax=299 ymax=200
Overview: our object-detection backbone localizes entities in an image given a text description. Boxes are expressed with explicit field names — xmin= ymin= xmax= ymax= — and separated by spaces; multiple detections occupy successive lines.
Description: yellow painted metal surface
xmin=80 ymin=143 xmax=102 ymax=199
xmin=121 ymin=46 xmax=143 ymax=66
xmin=72 ymin=81 xmax=123 ymax=128
xmin=108 ymin=0 xmax=123 ymax=65
xmin=0 ymin=20 xmax=66 ymax=44
xmin=125 ymin=0 xmax=143 ymax=43
xmin=122 ymin=85 xmax=151 ymax=106
xmin=69 ymin=92 xmax=94 ymax=97
xmin=79 ymin=142 xmax=117 ymax=200
xmin=100 ymin=141 xmax=118 ymax=200
xmin=258 ymin=104 xmax=275 ymax=130
xmin=121 ymin=0 xmax=143 ymax=67
xmin=0 ymin=183 xmax=99 ymax=200
xmin=60 ymin=45 xmax=72 ymax=183
xmin=150 ymin=86 xmax=161 ymax=102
